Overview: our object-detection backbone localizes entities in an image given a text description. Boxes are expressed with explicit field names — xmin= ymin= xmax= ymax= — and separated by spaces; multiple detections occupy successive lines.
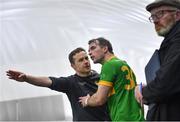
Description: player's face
xmin=88 ymin=41 xmax=105 ymax=64
xmin=72 ymin=51 xmax=91 ymax=75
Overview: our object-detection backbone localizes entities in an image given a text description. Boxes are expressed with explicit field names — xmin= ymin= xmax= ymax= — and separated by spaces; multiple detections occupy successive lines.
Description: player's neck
xmin=102 ymin=53 xmax=114 ymax=64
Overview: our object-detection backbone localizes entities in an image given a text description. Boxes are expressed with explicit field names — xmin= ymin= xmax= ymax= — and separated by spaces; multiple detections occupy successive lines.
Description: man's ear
xmin=103 ymin=46 xmax=108 ymax=53
xmin=175 ymin=10 xmax=180 ymax=21
xmin=71 ymin=63 xmax=76 ymax=70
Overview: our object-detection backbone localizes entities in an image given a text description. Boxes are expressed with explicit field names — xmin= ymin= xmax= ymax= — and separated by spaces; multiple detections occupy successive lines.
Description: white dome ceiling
xmin=0 ymin=0 xmax=163 ymax=101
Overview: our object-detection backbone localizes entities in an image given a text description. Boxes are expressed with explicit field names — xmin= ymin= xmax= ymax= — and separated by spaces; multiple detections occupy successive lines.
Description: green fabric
xmin=100 ymin=57 xmax=144 ymax=121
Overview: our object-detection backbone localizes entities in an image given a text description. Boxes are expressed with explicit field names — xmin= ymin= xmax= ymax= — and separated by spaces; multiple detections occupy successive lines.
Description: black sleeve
xmin=48 ymin=76 xmax=72 ymax=93
xmin=143 ymin=42 xmax=180 ymax=104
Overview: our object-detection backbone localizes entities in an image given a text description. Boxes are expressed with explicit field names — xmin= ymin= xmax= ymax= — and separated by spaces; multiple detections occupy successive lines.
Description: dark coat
xmin=143 ymin=21 xmax=180 ymax=120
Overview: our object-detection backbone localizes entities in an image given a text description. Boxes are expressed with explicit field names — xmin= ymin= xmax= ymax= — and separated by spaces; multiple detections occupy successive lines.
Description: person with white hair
xmin=135 ymin=0 xmax=180 ymax=120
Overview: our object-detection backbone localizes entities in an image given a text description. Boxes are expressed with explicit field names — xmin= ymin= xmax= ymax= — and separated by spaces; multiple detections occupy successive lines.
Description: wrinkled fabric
xmin=143 ymin=21 xmax=180 ymax=120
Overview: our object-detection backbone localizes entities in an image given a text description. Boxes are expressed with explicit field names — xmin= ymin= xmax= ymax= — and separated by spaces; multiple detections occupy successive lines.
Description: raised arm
xmin=6 ymin=70 xmax=52 ymax=87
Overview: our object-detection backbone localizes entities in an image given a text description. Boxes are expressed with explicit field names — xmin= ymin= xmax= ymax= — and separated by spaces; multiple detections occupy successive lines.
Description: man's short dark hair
xmin=69 ymin=47 xmax=86 ymax=64
xmin=88 ymin=37 xmax=114 ymax=54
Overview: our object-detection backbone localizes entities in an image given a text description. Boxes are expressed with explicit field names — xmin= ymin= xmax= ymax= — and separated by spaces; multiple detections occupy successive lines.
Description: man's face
xmin=72 ymin=51 xmax=91 ymax=75
xmin=150 ymin=6 xmax=177 ymax=36
xmin=88 ymin=41 xmax=105 ymax=64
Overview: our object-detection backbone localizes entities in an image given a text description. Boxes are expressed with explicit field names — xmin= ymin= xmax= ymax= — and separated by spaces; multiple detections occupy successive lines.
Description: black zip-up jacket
xmin=49 ymin=70 xmax=111 ymax=121
xmin=143 ymin=21 xmax=180 ymax=120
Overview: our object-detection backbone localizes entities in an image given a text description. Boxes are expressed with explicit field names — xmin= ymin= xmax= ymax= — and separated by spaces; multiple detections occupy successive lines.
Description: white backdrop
xmin=0 ymin=0 xmax=163 ymax=119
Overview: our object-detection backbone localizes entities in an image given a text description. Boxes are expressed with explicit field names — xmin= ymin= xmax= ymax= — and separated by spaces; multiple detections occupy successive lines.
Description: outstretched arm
xmin=6 ymin=70 xmax=52 ymax=87
xmin=79 ymin=85 xmax=111 ymax=107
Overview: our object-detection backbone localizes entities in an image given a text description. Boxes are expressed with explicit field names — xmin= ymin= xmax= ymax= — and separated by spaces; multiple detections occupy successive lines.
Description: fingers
xmin=6 ymin=70 xmax=25 ymax=82
xmin=78 ymin=94 xmax=90 ymax=107
xmin=134 ymin=86 xmax=143 ymax=105
xmin=79 ymin=96 xmax=86 ymax=107
xmin=6 ymin=70 xmax=17 ymax=76
xmin=6 ymin=71 xmax=18 ymax=79
xmin=6 ymin=70 xmax=17 ymax=75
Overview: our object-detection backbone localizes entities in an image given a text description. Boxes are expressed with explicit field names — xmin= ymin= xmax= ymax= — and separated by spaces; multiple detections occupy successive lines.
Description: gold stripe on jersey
xmin=98 ymin=80 xmax=115 ymax=96
xmin=97 ymin=80 xmax=113 ymax=87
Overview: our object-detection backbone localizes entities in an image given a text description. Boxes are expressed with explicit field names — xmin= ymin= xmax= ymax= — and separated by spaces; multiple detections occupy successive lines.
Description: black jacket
xmin=143 ymin=21 xmax=180 ymax=120
xmin=49 ymin=70 xmax=110 ymax=121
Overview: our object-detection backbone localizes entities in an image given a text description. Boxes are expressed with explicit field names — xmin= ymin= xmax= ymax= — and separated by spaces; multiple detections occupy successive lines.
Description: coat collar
xmin=160 ymin=20 xmax=180 ymax=49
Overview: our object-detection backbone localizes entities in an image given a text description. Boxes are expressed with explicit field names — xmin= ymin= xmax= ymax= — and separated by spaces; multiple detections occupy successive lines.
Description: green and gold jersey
xmin=98 ymin=56 xmax=144 ymax=121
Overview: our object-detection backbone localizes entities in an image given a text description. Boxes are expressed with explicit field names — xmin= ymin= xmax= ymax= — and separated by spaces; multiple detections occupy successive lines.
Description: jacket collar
xmin=160 ymin=20 xmax=180 ymax=49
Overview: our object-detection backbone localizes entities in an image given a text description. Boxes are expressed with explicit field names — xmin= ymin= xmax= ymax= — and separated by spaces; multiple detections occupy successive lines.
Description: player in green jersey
xmin=79 ymin=37 xmax=144 ymax=121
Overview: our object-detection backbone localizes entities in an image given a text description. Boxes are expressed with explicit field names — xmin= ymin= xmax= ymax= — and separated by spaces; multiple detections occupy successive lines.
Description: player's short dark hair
xmin=68 ymin=47 xmax=86 ymax=64
xmin=88 ymin=37 xmax=114 ymax=54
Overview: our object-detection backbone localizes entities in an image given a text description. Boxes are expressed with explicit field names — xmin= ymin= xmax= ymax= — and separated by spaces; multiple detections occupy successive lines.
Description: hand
xmin=6 ymin=70 xmax=27 ymax=82
xmin=135 ymin=85 xmax=143 ymax=106
xmin=79 ymin=94 xmax=90 ymax=107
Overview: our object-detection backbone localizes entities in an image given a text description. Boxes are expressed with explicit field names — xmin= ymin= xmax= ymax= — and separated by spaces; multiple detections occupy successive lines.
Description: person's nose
xmin=88 ymin=49 xmax=92 ymax=55
xmin=85 ymin=58 xmax=89 ymax=63
xmin=152 ymin=16 xmax=161 ymax=23
xmin=84 ymin=59 xmax=90 ymax=65
xmin=153 ymin=20 xmax=160 ymax=26
xmin=153 ymin=19 xmax=159 ymax=23
xmin=88 ymin=51 xmax=92 ymax=57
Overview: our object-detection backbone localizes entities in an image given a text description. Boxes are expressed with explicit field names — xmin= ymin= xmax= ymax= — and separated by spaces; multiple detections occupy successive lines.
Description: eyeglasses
xmin=149 ymin=10 xmax=177 ymax=23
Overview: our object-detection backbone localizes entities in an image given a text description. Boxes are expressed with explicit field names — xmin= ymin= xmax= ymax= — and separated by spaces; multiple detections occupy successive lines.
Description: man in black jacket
xmin=135 ymin=0 xmax=180 ymax=121
xmin=6 ymin=47 xmax=110 ymax=121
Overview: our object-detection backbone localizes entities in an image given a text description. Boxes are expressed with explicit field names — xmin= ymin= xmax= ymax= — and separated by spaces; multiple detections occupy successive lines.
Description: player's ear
xmin=103 ymin=46 xmax=108 ymax=53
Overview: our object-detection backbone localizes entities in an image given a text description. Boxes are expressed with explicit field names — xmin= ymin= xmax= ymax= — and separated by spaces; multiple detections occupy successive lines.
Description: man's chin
xmin=156 ymin=21 xmax=175 ymax=37
xmin=92 ymin=60 xmax=96 ymax=63
xmin=93 ymin=61 xmax=97 ymax=63
xmin=157 ymin=31 xmax=165 ymax=37
xmin=156 ymin=28 xmax=167 ymax=37
xmin=85 ymin=68 xmax=91 ymax=72
xmin=93 ymin=59 xmax=100 ymax=64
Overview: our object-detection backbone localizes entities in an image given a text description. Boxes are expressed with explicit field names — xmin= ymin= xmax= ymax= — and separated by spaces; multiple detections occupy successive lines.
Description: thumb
xmin=18 ymin=74 xmax=26 ymax=81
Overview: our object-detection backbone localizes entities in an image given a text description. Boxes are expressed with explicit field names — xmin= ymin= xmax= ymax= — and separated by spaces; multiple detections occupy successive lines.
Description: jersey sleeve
xmin=48 ymin=76 xmax=71 ymax=93
xmin=98 ymin=62 xmax=115 ymax=87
